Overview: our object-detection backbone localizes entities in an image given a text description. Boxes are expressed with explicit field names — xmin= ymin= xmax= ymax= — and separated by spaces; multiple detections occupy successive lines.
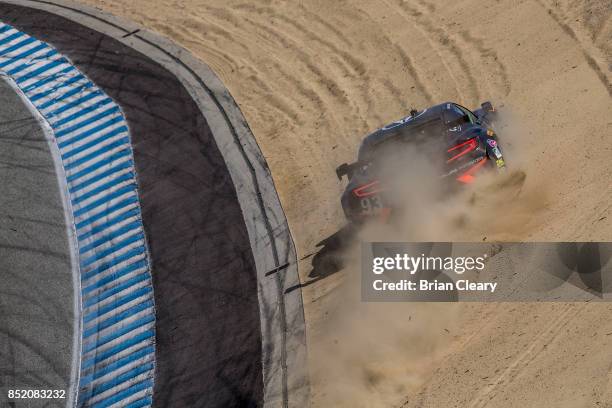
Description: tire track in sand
xmin=590 ymin=16 xmax=611 ymax=47
xmin=384 ymin=0 xmax=482 ymax=105
xmin=467 ymin=304 xmax=583 ymax=408
xmin=231 ymin=3 xmax=389 ymax=128
xmin=140 ymin=16 xmax=315 ymax=129
xmin=344 ymin=2 xmax=438 ymax=115
xmin=202 ymin=3 xmax=372 ymax=132
xmin=535 ymin=0 xmax=612 ymax=97
xmin=350 ymin=3 xmax=441 ymax=106
xmin=137 ymin=8 xmax=320 ymax=130
xmin=457 ymin=30 xmax=512 ymax=97
xmin=295 ymin=5 xmax=355 ymax=49
xmin=410 ymin=0 xmax=512 ymax=99
xmin=390 ymin=42 xmax=434 ymax=104
xmin=147 ymin=17 xmax=246 ymax=78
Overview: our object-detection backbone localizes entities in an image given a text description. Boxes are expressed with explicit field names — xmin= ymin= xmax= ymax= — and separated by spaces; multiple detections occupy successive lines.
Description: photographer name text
xmin=372 ymin=279 xmax=497 ymax=293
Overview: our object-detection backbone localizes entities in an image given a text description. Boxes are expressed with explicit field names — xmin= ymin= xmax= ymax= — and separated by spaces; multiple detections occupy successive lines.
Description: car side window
xmin=455 ymin=104 xmax=478 ymax=124
xmin=444 ymin=105 xmax=468 ymax=128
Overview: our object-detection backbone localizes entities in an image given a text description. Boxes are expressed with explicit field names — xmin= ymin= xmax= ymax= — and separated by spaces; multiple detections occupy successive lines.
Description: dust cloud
xmin=309 ymin=243 xmax=460 ymax=408
xmin=358 ymin=108 xmax=550 ymax=243
xmin=310 ymin=108 xmax=550 ymax=407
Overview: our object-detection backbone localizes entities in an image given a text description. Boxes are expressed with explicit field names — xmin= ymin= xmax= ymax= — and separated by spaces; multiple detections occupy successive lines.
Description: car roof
xmin=358 ymin=102 xmax=451 ymax=160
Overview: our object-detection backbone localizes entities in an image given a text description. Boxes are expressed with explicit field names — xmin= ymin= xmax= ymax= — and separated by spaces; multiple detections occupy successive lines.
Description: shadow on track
xmin=286 ymin=225 xmax=356 ymax=294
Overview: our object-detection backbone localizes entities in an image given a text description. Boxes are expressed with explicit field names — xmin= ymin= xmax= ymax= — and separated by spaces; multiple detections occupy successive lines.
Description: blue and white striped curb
xmin=0 ymin=22 xmax=155 ymax=408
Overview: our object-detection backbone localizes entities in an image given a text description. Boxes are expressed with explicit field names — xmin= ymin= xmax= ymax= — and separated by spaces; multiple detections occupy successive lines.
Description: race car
xmin=336 ymin=101 xmax=505 ymax=224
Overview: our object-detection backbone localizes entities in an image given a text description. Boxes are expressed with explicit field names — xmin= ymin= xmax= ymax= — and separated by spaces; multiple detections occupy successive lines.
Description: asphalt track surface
xmin=0 ymin=76 xmax=73 ymax=406
xmin=0 ymin=4 xmax=264 ymax=407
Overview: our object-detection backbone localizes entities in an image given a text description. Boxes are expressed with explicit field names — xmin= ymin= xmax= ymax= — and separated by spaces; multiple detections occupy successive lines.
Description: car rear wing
xmin=336 ymin=162 xmax=361 ymax=180
xmin=474 ymin=101 xmax=496 ymax=121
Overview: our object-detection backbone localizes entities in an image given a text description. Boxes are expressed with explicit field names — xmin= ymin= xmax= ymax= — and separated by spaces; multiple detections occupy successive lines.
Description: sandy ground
xmin=76 ymin=0 xmax=611 ymax=406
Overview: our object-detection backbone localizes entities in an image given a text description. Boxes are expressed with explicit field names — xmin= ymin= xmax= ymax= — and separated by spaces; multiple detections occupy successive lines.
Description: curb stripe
xmin=16 ymin=57 xmax=66 ymax=83
xmin=0 ymin=31 xmax=24 ymax=46
xmin=56 ymin=106 xmax=120 ymax=137
xmin=67 ymin=148 xmax=130 ymax=184
xmin=81 ymin=345 xmax=154 ymax=385
xmin=124 ymin=397 xmax=153 ymax=408
xmin=47 ymin=89 xmax=103 ymax=117
xmin=72 ymin=172 xmax=133 ymax=205
xmin=75 ymin=195 xmax=137 ymax=230
xmin=64 ymin=136 xmax=130 ymax=170
xmin=59 ymin=116 xmax=124 ymax=149
xmin=82 ymin=247 xmax=146 ymax=281
xmin=73 ymin=183 xmax=135 ymax=217
xmin=85 ymin=362 xmax=154 ymax=400
xmin=83 ymin=273 xmax=149 ymax=308
xmin=0 ymin=22 xmax=155 ymax=408
xmin=70 ymin=160 xmax=133 ymax=195
xmin=81 ymin=260 xmax=147 ymax=297
xmin=80 ymin=232 xmax=144 ymax=268
xmin=79 ymin=220 xmax=140 ymax=254
xmin=91 ymin=379 xmax=153 ymax=408
xmin=38 ymin=81 xmax=94 ymax=110
xmin=51 ymin=97 xmax=113 ymax=127
xmin=22 ymin=65 xmax=75 ymax=93
xmin=62 ymin=126 xmax=128 ymax=159
xmin=29 ymin=73 xmax=85 ymax=102
xmin=77 ymin=207 xmax=139 ymax=242
xmin=81 ymin=330 xmax=154 ymax=370
xmin=0 ymin=40 xmax=42 ymax=63
xmin=84 ymin=300 xmax=154 ymax=338
xmin=83 ymin=314 xmax=155 ymax=353
xmin=7 ymin=49 xmax=57 ymax=74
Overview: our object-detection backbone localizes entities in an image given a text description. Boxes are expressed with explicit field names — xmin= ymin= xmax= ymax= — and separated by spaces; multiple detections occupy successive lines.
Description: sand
xmin=76 ymin=0 xmax=611 ymax=406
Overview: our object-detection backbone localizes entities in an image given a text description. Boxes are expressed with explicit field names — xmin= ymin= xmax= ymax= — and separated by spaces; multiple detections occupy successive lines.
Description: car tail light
xmin=456 ymin=157 xmax=488 ymax=184
xmin=353 ymin=180 xmax=382 ymax=197
xmin=447 ymin=138 xmax=478 ymax=163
